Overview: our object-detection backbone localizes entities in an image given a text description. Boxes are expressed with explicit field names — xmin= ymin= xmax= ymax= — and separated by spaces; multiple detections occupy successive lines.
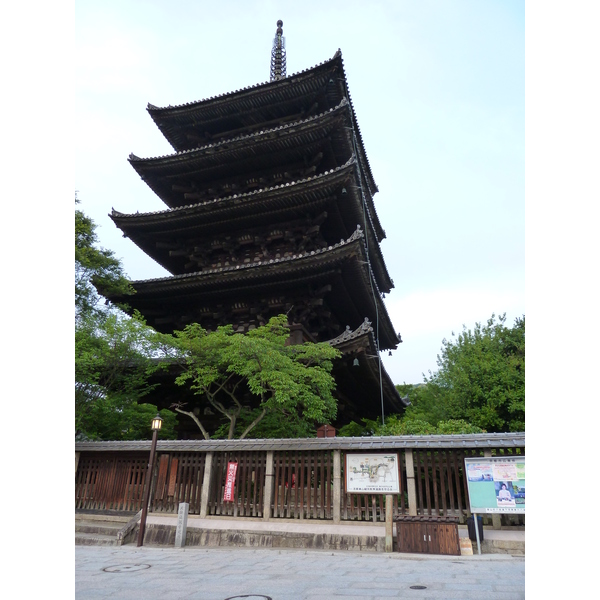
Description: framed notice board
xmin=345 ymin=453 xmax=400 ymax=494
xmin=464 ymin=456 xmax=525 ymax=514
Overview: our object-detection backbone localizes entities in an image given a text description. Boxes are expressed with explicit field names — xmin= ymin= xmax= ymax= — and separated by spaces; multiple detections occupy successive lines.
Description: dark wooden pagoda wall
xmin=139 ymin=278 xmax=344 ymax=340
xmin=159 ymin=211 xmax=331 ymax=275
xmin=175 ymin=85 xmax=337 ymax=149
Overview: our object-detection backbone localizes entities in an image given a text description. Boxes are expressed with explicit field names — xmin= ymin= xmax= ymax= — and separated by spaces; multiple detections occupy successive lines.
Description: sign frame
xmin=464 ymin=456 xmax=525 ymax=515
xmin=344 ymin=452 xmax=400 ymax=494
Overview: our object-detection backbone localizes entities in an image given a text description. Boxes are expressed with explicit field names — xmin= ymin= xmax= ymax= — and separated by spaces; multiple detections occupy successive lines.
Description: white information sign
xmin=345 ymin=453 xmax=400 ymax=494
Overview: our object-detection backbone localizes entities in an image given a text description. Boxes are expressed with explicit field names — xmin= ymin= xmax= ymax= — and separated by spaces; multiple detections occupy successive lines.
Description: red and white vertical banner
xmin=223 ymin=461 xmax=238 ymax=502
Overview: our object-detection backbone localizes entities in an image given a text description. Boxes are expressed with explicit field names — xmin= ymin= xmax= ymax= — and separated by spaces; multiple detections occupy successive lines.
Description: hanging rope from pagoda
xmin=270 ymin=20 xmax=286 ymax=81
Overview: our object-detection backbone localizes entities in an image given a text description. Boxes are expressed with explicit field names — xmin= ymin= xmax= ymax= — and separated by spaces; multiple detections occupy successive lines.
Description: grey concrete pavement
xmin=76 ymin=544 xmax=525 ymax=600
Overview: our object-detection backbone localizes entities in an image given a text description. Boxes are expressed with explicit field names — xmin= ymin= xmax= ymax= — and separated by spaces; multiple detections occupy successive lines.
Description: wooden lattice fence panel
xmin=207 ymin=451 xmax=266 ymax=517
xmin=271 ymin=450 xmax=334 ymax=519
xmin=151 ymin=452 xmax=206 ymax=514
xmin=75 ymin=452 xmax=148 ymax=512
xmin=413 ymin=448 xmax=471 ymax=518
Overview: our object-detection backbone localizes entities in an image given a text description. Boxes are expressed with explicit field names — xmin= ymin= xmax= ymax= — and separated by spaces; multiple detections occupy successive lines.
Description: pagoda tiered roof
xmin=106 ymin=228 xmax=400 ymax=350
xmin=146 ymin=51 xmax=376 ymax=196
xmin=327 ymin=318 xmax=409 ymax=415
xmin=129 ymin=100 xmax=379 ymax=216
xmin=111 ymin=160 xmax=393 ymax=292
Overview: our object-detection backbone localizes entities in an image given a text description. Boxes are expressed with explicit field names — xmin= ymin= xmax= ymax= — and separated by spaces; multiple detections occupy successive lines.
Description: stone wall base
xmin=139 ymin=523 xmax=385 ymax=552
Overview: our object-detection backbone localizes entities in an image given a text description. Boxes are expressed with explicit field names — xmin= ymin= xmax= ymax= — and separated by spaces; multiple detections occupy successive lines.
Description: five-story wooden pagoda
xmin=104 ymin=22 xmax=407 ymax=435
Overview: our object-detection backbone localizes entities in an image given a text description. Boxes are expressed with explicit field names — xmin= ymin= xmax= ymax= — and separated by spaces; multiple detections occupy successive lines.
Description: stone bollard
xmin=175 ymin=502 xmax=189 ymax=548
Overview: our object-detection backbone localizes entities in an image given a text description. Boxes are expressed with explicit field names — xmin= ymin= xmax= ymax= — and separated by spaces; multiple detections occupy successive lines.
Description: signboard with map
xmin=464 ymin=456 xmax=525 ymax=514
xmin=345 ymin=453 xmax=400 ymax=494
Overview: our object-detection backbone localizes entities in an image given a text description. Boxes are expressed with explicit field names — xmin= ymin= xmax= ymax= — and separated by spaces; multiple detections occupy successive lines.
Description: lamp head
xmin=151 ymin=414 xmax=163 ymax=431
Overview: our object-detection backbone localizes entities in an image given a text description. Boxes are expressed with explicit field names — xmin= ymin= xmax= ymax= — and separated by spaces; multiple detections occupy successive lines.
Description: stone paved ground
xmin=75 ymin=545 xmax=525 ymax=600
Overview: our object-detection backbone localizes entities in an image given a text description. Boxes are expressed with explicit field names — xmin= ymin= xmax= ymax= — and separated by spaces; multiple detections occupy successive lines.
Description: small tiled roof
xmin=75 ymin=432 xmax=525 ymax=452
xmin=327 ymin=317 xmax=374 ymax=347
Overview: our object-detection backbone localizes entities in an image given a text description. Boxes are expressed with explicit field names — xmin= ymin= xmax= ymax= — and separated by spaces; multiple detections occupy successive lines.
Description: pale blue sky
xmin=75 ymin=0 xmax=525 ymax=384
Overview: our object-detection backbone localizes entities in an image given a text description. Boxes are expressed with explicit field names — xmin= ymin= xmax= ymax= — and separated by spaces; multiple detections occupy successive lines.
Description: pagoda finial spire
xmin=270 ymin=19 xmax=286 ymax=81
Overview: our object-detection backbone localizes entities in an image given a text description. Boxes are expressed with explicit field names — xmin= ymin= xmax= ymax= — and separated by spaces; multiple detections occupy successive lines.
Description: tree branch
xmin=239 ymin=407 xmax=267 ymax=440
xmin=172 ymin=407 xmax=210 ymax=440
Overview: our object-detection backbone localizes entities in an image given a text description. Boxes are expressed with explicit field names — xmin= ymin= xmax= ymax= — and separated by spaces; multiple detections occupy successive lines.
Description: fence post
xmin=199 ymin=452 xmax=213 ymax=518
xmin=333 ymin=449 xmax=341 ymax=523
xmin=263 ymin=451 xmax=275 ymax=520
xmin=405 ymin=449 xmax=418 ymax=516
xmin=484 ymin=450 xmax=502 ymax=529
xmin=75 ymin=452 xmax=80 ymax=475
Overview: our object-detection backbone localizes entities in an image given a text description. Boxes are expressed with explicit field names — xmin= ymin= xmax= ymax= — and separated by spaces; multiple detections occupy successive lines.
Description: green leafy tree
xmin=213 ymin=407 xmax=318 ymax=439
xmin=171 ymin=315 xmax=341 ymax=439
xmin=428 ymin=314 xmax=525 ymax=432
xmin=337 ymin=418 xmax=379 ymax=437
xmin=338 ymin=415 xmax=484 ymax=436
xmin=75 ymin=195 xmax=132 ymax=320
xmin=435 ymin=419 xmax=486 ymax=435
xmin=75 ymin=309 xmax=179 ymax=440
xmin=394 ymin=383 xmax=451 ymax=426
xmin=395 ymin=314 xmax=524 ymax=433
xmin=75 ymin=197 xmax=178 ymax=440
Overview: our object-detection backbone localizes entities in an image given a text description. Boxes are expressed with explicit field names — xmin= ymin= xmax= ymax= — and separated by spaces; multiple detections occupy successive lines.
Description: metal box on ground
xmin=467 ymin=515 xmax=484 ymax=542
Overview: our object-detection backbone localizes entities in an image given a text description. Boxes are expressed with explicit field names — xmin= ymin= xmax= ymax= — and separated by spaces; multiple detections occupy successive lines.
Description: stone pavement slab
xmin=76 ymin=544 xmax=524 ymax=600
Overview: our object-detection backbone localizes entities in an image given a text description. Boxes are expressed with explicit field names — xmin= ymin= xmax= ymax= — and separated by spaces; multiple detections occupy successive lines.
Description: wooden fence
xmin=75 ymin=434 xmax=525 ymax=525
xmin=75 ymin=452 xmax=148 ymax=512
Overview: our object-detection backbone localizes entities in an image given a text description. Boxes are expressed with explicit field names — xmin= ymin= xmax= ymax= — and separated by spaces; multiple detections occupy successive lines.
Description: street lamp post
xmin=137 ymin=413 xmax=163 ymax=547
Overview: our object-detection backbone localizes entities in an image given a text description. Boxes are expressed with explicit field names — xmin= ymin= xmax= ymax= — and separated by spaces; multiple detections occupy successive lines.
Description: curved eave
xmin=111 ymin=162 xmax=393 ymax=293
xmin=134 ymin=100 xmax=350 ymax=167
xmin=119 ymin=160 xmax=385 ymax=247
xmin=327 ymin=322 xmax=408 ymax=411
xmin=147 ymin=52 xmax=344 ymax=132
xmin=146 ymin=50 xmax=377 ymax=196
xmin=105 ymin=231 xmax=399 ymax=349
xmin=118 ymin=230 xmax=365 ymax=294
xmin=114 ymin=161 xmax=356 ymax=228
xmin=131 ymin=102 xmax=353 ymax=208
